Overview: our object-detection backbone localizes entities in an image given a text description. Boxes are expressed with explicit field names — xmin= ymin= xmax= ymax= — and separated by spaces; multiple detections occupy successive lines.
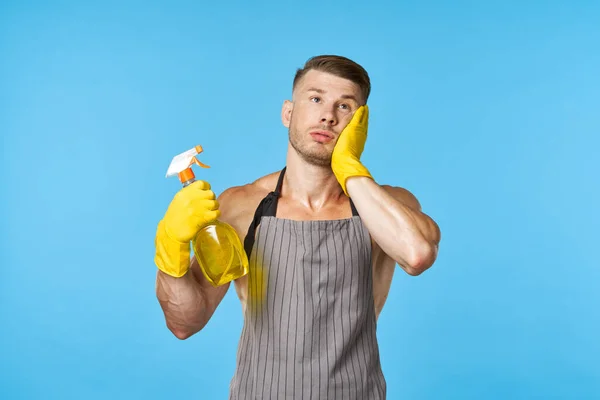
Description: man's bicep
xmin=189 ymin=256 xmax=230 ymax=313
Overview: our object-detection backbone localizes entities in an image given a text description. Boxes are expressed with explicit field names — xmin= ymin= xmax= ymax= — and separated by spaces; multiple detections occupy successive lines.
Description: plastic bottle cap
xmin=178 ymin=167 xmax=195 ymax=183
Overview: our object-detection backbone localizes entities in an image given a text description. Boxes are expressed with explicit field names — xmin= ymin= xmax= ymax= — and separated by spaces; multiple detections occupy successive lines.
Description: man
xmin=154 ymin=55 xmax=441 ymax=399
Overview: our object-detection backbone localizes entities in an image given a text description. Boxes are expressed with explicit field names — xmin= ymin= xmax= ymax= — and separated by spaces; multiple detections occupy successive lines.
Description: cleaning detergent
xmin=165 ymin=145 xmax=249 ymax=286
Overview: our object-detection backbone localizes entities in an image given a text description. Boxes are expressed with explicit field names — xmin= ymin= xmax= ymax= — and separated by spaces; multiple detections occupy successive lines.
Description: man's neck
xmin=282 ymin=148 xmax=345 ymax=211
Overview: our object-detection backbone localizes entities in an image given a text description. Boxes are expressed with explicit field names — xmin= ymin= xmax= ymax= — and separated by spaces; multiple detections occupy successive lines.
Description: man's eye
xmin=339 ymin=103 xmax=350 ymax=110
xmin=311 ymin=97 xmax=321 ymax=103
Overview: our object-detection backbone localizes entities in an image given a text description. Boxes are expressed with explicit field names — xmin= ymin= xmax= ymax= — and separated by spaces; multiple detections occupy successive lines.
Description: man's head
xmin=282 ymin=55 xmax=370 ymax=167
xmin=292 ymin=55 xmax=371 ymax=105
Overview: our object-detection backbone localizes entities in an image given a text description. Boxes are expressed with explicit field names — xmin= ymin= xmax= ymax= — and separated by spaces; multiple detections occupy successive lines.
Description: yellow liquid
xmin=192 ymin=220 xmax=249 ymax=286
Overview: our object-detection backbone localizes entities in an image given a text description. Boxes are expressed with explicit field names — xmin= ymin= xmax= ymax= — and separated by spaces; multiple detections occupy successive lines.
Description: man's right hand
xmin=155 ymin=180 xmax=220 ymax=278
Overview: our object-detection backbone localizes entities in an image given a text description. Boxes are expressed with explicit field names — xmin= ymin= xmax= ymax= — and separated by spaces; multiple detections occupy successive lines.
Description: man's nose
xmin=320 ymin=109 xmax=337 ymax=126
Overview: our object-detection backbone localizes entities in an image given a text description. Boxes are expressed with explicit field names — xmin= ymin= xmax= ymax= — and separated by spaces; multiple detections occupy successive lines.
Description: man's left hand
xmin=331 ymin=105 xmax=373 ymax=196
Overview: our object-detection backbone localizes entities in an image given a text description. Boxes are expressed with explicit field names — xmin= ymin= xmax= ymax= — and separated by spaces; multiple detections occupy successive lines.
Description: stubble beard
xmin=288 ymin=122 xmax=332 ymax=168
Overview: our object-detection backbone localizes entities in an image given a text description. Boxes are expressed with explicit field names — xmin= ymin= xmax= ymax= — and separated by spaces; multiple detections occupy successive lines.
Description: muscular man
xmin=154 ymin=55 xmax=441 ymax=399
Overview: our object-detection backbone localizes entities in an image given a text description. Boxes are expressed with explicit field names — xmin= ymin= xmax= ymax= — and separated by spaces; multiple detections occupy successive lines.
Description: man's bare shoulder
xmin=216 ymin=171 xmax=281 ymax=236
xmin=218 ymin=171 xmax=280 ymax=209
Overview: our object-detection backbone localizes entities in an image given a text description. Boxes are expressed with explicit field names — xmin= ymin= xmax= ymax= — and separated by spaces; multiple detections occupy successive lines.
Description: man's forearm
xmin=346 ymin=176 xmax=440 ymax=275
xmin=156 ymin=269 xmax=211 ymax=340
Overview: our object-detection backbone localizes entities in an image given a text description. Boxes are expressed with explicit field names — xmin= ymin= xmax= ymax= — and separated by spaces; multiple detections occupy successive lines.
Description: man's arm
xmin=155 ymin=186 xmax=240 ymax=339
xmin=156 ymin=259 xmax=230 ymax=340
xmin=346 ymin=177 xmax=441 ymax=275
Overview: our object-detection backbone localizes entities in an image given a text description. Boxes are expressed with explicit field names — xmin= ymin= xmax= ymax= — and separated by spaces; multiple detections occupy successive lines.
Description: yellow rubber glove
xmin=154 ymin=180 xmax=220 ymax=278
xmin=331 ymin=105 xmax=373 ymax=196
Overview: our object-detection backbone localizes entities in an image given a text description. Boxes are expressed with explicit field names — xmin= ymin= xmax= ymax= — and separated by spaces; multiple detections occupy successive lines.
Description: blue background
xmin=2 ymin=1 xmax=599 ymax=399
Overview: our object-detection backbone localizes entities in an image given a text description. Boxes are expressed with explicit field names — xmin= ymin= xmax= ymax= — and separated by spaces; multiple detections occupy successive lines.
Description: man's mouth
xmin=310 ymin=130 xmax=334 ymax=143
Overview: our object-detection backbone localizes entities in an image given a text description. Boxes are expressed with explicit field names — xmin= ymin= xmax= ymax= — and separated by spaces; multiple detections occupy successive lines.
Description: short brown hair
xmin=292 ymin=55 xmax=371 ymax=103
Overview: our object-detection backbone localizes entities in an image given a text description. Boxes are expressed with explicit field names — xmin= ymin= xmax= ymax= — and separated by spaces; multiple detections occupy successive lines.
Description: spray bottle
xmin=165 ymin=145 xmax=249 ymax=286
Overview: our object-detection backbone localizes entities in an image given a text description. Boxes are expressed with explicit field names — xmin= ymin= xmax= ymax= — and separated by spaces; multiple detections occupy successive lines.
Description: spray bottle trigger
xmin=191 ymin=156 xmax=210 ymax=169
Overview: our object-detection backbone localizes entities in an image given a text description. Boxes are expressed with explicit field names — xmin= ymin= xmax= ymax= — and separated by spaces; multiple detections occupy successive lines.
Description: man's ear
xmin=281 ymin=100 xmax=293 ymax=128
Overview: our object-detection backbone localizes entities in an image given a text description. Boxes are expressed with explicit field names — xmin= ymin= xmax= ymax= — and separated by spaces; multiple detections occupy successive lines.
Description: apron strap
xmin=243 ymin=167 xmax=285 ymax=258
xmin=349 ymin=197 xmax=359 ymax=216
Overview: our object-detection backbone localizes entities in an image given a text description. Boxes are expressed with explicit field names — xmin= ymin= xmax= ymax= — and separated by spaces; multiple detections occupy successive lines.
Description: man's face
xmin=282 ymin=69 xmax=363 ymax=167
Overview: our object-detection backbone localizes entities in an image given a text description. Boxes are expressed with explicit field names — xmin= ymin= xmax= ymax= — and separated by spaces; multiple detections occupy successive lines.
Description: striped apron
xmin=230 ymin=167 xmax=386 ymax=399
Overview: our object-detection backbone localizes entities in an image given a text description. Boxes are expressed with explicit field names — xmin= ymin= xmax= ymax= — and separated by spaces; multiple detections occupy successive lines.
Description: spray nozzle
xmin=165 ymin=145 xmax=210 ymax=185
